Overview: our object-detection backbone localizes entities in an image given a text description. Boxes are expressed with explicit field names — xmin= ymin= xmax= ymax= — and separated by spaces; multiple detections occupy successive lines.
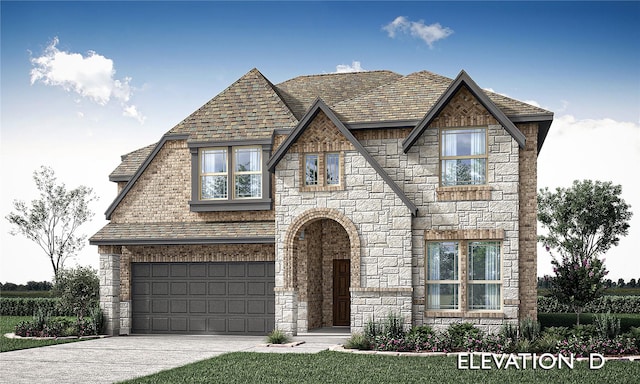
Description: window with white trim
xmin=199 ymin=146 xmax=262 ymax=200
xmin=426 ymin=240 xmax=502 ymax=312
xmin=440 ymin=128 xmax=487 ymax=186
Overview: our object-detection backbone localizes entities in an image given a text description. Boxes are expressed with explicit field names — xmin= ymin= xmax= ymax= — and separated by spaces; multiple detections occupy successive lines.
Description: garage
xmin=131 ymin=261 xmax=275 ymax=335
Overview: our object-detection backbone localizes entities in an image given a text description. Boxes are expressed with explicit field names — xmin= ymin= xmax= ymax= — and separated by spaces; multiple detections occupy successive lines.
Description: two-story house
xmin=90 ymin=68 xmax=553 ymax=336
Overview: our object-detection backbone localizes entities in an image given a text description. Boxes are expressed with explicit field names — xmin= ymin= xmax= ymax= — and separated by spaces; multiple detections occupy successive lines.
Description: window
xmin=305 ymin=154 xmax=319 ymax=186
xmin=426 ymin=242 xmax=459 ymax=310
xmin=199 ymin=146 xmax=262 ymax=200
xmin=234 ymin=147 xmax=261 ymax=198
xmin=426 ymin=239 xmax=502 ymax=312
xmin=440 ymin=128 xmax=487 ymax=186
xmin=200 ymin=148 xmax=228 ymax=199
xmin=325 ymin=153 xmax=340 ymax=185
xmin=468 ymin=241 xmax=501 ymax=310
xmin=301 ymin=152 xmax=342 ymax=190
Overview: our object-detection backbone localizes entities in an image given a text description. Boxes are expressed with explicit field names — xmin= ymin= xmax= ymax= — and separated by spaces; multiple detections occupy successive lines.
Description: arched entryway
xmin=283 ymin=208 xmax=360 ymax=331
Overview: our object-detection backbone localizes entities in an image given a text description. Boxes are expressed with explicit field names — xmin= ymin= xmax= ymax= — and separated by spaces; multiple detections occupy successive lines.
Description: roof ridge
xmin=277 ymin=69 xmax=398 ymax=84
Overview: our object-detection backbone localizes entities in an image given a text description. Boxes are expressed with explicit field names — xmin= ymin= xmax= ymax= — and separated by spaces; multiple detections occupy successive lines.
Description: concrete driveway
xmin=0 ymin=333 xmax=348 ymax=384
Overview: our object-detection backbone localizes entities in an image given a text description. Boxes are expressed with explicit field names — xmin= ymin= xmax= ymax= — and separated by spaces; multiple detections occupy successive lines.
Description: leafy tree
xmin=618 ymin=278 xmax=626 ymax=288
xmin=629 ymin=278 xmax=637 ymax=288
xmin=538 ymin=180 xmax=632 ymax=325
xmin=52 ymin=266 xmax=99 ymax=320
xmin=5 ymin=166 xmax=97 ymax=279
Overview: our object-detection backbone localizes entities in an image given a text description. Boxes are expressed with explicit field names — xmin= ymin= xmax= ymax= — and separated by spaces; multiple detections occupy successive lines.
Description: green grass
xmin=539 ymin=313 xmax=640 ymax=332
xmin=120 ymin=351 xmax=640 ymax=384
xmin=0 ymin=316 xmax=81 ymax=352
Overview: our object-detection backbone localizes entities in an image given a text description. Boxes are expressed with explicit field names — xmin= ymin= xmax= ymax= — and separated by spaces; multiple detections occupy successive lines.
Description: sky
xmin=1 ymin=1 xmax=639 ymax=284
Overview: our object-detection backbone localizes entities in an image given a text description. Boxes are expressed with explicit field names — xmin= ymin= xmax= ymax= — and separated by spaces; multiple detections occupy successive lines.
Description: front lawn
xmin=0 ymin=316 xmax=81 ymax=352
xmin=121 ymin=351 xmax=640 ymax=384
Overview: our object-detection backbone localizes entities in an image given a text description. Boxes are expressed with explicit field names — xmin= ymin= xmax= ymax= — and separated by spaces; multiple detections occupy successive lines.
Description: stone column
xmin=99 ymin=246 xmax=121 ymax=336
xmin=275 ymin=289 xmax=298 ymax=335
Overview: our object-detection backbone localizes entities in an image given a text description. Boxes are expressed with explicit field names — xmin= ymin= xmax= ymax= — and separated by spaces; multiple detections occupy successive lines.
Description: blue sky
xmin=1 ymin=1 xmax=639 ymax=284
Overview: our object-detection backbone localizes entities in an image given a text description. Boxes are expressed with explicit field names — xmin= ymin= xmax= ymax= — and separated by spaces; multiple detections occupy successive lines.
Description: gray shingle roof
xmin=109 ymin=143 xmax=156 ymax=182
xmin=89 ymin=221 xmax=274 ymax=245
xmin=167 ymin=68 xmax=298 ymax=142
xmin=275 ymin=70 xmax=403 ymax=120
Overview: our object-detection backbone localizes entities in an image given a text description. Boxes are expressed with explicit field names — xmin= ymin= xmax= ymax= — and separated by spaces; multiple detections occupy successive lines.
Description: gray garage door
xmin=131 ymin=262 xmax=275 ymax=335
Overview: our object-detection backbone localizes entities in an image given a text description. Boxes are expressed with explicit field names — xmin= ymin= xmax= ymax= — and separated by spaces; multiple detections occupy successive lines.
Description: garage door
xmin=131 ymin=262 xmax=275 ymax=335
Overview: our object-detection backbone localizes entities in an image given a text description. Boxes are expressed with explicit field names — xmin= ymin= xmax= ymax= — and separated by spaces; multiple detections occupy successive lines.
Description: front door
xmin=333 ymin=259 xmax=350 ymax=326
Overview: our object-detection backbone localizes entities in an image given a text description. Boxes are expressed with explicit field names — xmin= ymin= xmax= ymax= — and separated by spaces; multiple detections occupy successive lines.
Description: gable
xmin=268 ymin=99 xmax=417 ymax=216
xmin=289 ymin=109 xmax=355 ymax=153
xmin=403 ymin=70 xmax=526 ymax=153
xmin=430 ymin=86 xmax=499 ymax=128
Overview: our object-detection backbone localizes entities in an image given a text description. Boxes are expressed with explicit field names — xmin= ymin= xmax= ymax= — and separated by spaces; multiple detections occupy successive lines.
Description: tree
xmin=5 ymin=166 xmax=97 ymax=279
xmin=538 ymin=180 xmax=632 ymax=325
xmin=629 ymin=278 xmax=637 ymax=288
xmin=618 ymin=278 xmax=626 ymax=289
xmin=52 ymin=266 xmax=99 ymax=320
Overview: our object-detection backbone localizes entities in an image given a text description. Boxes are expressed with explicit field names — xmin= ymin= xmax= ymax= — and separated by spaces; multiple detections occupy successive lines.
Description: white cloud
xmin=30 ymin=37 xmax=145 ymax=123
xmin=383 ymin=16 xmax=453 ymax=48
xmin=335 ymin=61 xmax=366 ymax=73
xmin=123 ymin=105 xmax=146 ymax=124
xmin=537 ymin=115 xmax=640 ymax=280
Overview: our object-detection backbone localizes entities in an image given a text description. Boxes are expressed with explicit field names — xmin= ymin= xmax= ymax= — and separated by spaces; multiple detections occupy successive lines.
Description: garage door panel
xmin=152 ymin=264 xmax=169 ymax=277
xmin=132 ymin=262 xmax=274 ymax=335
xmin=152 ymin=299 xmax=169 ymax=313
xmin=189 ymin=282 xmax=207 ymax=295
xmin=208 ymin=282 xmax=226 ymax=295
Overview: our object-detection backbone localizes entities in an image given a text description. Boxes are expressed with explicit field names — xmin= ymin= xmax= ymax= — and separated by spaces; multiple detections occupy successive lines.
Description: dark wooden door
xmin=333 ymin=259 xmax=350 ymax=326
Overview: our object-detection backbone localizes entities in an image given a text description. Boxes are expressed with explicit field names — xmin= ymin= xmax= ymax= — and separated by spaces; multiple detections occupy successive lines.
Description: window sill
xmin=424 ymin=310 xmax=504 ymax=319
xmin=300 ymin=184 xmax=345 ymax=192
xmin=189 ymin=198 xmax=272 ymax=212
xmin=436 ymin=185 xmax=492 ymax=201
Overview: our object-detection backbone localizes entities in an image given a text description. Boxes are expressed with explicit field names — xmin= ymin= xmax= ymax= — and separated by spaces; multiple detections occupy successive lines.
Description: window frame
xmin=233 ymin=146 xmax=263 ymax=199
xmin=426 ymin=241 xmax=461 ymax=311
xmin=439 ymin=127 xmax=488 ymax=187
xmin=189 ymin=140 xmax=272 ymax=212
xmin=300 ymin=151 xmax=344 ymax=191
xmin=199 ymin=147 xmax=228 ymax=200
xmin=425 ymin=237 xmax=503 ymax=316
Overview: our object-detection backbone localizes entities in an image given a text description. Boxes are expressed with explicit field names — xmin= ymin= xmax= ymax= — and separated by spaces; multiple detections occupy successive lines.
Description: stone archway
xmin=283 ymin=208 xmax=360 ymax=331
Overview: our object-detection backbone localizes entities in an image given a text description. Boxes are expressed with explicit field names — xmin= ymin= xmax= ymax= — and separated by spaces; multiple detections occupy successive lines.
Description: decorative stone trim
xmin=424 ymin=311 xmax=505 ymax=319
xmin=436 ymin=185 xmax=492 ymax=201
xmin=283 ymin=208 xmax=361 ymax=289
xmin=424 ymin=228 xmax=504 ymax=241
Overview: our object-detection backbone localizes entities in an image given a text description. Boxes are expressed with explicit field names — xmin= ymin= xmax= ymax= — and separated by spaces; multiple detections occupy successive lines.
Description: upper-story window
xmin=440 ymin=128 xmax=487 ymax=186
xmin=302 ymin=152 xmax=342 ymax=190
xmin=190 ymin=142 xmax=271 ymax=211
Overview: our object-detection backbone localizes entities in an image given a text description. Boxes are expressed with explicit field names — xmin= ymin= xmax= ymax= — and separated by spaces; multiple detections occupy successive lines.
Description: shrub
xmin=364 ymin=318 xmax=381 ymax=340
xmin=538 ymin=295 xmax=640 ymax=314
xmin=446 ymin=322 xmax=483 ymax=351
xmin=519 ymin=317 xmax=541 ymax=342
xmin=407 ymin=325 xmax=434 ymax=343
xmin=344 ymin=332 xmax=371 ymax=350
xmin=266 ymin=329 xmax=290 ymax=344
xmin=594 ymin=312 xmax=621 ymax=339
xmin=53 ymin=266 xmax=99 ymax=319
xmin=380 ymin=312 xmax=405 ymax=340
xmin=500 ymin=322 xmax=518 ymax=341
xmin=0 ymin=297 xmax=70 ymax=316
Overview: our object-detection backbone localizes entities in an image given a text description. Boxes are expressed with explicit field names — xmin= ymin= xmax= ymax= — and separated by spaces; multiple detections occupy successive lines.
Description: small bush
xmin=538 ymin=295 xmax=640 ymax=314
xmin=594 ymin=312 xmax=621 ymax=339
xmin=519 ymin=317 xmax=541 ymax=342
xmin=573 ymin=324 xmax=598 ymax=339
xmin=407 ymin=325 xmax=434 ymax=343
xmin=500 ymin=322 xmax=518 ymax=341
xmin=266 ymin=329 xmax=290 ymax=344
xmin=344 ymin=332 xmax=370 ymax=350
xmin=53 ymin=266 xmax=99 ymax=319
xmin=0 ymin=297 xmax=70 ymax=316
xmin=446 ymin=322 xmax=483 ymax=351
xmin=381 ymin=312 xmax=405 ymax=340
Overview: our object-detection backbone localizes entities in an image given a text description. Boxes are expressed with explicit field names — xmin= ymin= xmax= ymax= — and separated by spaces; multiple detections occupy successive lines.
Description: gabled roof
xmin=402 ymin=70 xmax=526 ymax=153
xmin=268 ymin=98 xmax=418 ymax=216
xmin=109 ymin=143 xmax=156 ymax=182
xmin=167 ymin=68 xmax=298 ymax=142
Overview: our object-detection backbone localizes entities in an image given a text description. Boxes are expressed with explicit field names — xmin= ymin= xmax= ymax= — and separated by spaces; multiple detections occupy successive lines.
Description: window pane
xmin=326 ymin=153 xmax=340 ymax=185
xmin=442 ymin=128 xmax=486 ymax=157
xmin=235 ymin=148 xmax=261 ymax=172
xmin=305 ymin=155 xmax=318 ymax=185
xmin=202 ymin=149 xmax=227 ymax=173
xmin=235 ymin=174 xmax=262 ymax=198
xmin=468 ymin=284 xmax=501 ymax=310
xmin=427 ymin=283 xmax=459 ymax=310
xmin=441 ymin=158 xmax=486 ymax=186
xmin=427 ymin=242 xmax=458 ymax=280
xmin=201 ymin=175 xmax=227 ymax=199
xmin=468 ymin=242 xmax=501 ymax=281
